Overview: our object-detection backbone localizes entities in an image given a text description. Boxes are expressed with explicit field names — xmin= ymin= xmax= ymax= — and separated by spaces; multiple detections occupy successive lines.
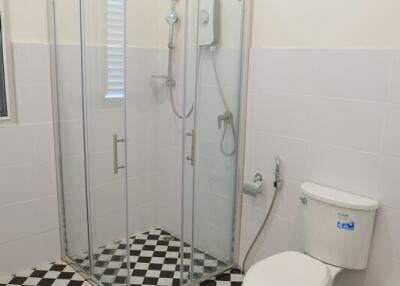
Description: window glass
xmin=0 ymin=17 xmax=7 ymax=118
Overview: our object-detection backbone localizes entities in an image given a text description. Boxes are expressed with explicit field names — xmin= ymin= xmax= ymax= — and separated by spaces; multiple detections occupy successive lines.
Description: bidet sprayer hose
xmin=241 ymin=189 xmax=279 ymax=272
xmin=242 ymin=157 xmax=283 ymax=272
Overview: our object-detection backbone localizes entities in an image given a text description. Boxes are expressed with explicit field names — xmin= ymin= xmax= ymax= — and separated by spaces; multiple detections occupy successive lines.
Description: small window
xmin=0 ymin=4 xmax=14 ymax=124
xmin=105 ymin=0 xmax=125 ymax=99
xmin=0 ymin=13 xmax=9 ymax=119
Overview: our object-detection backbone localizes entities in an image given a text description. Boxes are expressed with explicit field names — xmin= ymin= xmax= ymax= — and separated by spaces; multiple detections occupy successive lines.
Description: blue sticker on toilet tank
xmin=337 ymin=221 xmax=355 ymax=231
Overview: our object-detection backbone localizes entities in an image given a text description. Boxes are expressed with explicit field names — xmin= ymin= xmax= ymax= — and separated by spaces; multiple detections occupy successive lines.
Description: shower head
xmin=166 ymin=10 xmax=178 ymax=25
xmin=166 ymin=5 xmax=179 ymax=49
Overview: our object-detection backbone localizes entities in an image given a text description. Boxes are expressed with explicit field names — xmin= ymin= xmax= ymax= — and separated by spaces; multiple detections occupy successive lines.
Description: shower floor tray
xmin=73 ymin=228 xmax=230 ymax=286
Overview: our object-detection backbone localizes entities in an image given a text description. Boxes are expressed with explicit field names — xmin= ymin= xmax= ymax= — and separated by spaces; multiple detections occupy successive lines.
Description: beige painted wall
xmin=7 ymin=0 xmax=49 ymax=43
xmin=252 ymin=0 xmax=400 ymax=48
xmin=7 ymin=0 xmax=242 ymax=48
xmin=7 ymin=0 xmax=400 ymax=48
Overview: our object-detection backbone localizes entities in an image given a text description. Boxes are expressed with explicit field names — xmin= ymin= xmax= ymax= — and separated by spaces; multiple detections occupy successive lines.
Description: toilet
xmin=243 ymin=182 xmax=380 ymax=286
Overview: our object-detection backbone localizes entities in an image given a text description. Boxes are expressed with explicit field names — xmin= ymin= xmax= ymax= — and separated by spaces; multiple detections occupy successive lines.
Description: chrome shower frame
xmin=47 ymin=0 xmax=253 ymax=283
xmin=231 ymin=0 xmax=253 ymax=268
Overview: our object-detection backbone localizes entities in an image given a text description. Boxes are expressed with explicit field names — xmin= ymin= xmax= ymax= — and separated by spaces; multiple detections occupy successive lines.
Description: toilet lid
xmin=243 ymin=251 xmax=331 ymax=286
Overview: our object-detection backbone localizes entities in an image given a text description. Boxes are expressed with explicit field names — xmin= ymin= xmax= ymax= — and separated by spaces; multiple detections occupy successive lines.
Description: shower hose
xmin=167 ymin=46 xmax=236 ymax=156
xmin=241 ymin=183 xmax=280 ymax=272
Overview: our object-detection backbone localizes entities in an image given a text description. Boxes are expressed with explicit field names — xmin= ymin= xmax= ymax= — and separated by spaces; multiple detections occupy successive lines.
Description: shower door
xmin=53 ymin=0 xmax=130 ymax=284
xmin=80 ymin=0 xmax=130 ymax=284
xmin=182 ymin=0 xmax=246 ymax=282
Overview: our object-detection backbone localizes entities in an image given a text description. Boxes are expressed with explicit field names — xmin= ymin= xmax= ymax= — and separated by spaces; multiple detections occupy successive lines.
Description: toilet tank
xmin=300 ymin=183 xmax=379 ymax=270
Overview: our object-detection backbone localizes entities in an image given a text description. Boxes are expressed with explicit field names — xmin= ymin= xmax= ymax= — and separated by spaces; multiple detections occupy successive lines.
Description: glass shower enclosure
xmin=49 ymin=0 xmax=246 ymax=285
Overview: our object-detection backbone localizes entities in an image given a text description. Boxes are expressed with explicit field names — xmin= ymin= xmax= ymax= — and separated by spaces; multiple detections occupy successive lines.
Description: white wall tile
xmin=0 ymin=164 xmax=37 ymax=207
xmin=248 ymin=49 xmax=316 ymax=95
xmin=382 ymin=104 xmax=400 ymax=158
xmin=388 ymin=51 xmax=400 ymax=104
xmin=249 ymin=131 xmax=309 ymax=182
xmin=0 ymin=200 xmax=38 ymax=244
xmin=12 ymin=43 xmax=32 ymax=85
xmin=0 ymin=125 xmax=35 ymax=167
xmin=242 ymin=48 xmax=400 ymax=286
xmin=16 ymin=84 xmax=53 ymax=124
xmin=310 ymin=97 xmax=385 ymax=153
xmin=0 ymin=196 xmax=59 ymax=245
xmin=0 ymin=43 xmax=60 ymax=277
xmin=314 ymin=49 xmax=392 ymax=102
xmin=252 ymin=92 xmax=312 ymax=139
xmin=370 ymin=206 xmax=400 ymax=261
xmin=0 ymin=230 xmax=60 ymax=278
xmin=28 ymin=44 xmax=51 ymax=86
xmin=378 ymin=156 xmax=400 ymax=209
xmin=306 ymin=143 xmax=380 ymax=199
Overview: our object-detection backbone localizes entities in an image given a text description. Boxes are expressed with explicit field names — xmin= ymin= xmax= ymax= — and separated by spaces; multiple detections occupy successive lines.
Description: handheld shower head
xmin=166 ymin=10 xmax=178 ymax=25
xmin=166 ymin=8 xmax=178 ymax=49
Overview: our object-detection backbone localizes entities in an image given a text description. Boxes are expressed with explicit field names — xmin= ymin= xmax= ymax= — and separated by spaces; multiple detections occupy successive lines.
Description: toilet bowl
xmin=243 ymin=183 xmax=379 ymax=286
xmin=243 ymin=251 xmax=342 ymax=286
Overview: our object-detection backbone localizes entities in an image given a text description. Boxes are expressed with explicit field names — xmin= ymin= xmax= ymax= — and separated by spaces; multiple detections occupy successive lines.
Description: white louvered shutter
xmin=106 ymin=0 xmax=125 ymax=98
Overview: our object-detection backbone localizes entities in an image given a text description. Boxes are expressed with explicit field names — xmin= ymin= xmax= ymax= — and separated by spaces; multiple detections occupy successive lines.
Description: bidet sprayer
xmin=274 ymin=156 xmax=283 ymax=191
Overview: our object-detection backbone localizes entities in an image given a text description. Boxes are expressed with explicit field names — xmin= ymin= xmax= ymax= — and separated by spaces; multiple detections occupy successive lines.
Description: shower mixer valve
xmin=151 ymin=75 xmax=176 ymax=87
xmin=217 ymin=111 xmax=232 ymax=129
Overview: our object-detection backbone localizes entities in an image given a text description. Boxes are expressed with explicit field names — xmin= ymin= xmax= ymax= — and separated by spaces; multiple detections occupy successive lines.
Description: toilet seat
xmin=243 ymin=251 xmax=332 ymax=286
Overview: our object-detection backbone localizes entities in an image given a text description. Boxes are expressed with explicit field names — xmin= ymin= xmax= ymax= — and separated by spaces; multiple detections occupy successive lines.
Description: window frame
xmin=0 ymin=6 xmax=11 ymax=121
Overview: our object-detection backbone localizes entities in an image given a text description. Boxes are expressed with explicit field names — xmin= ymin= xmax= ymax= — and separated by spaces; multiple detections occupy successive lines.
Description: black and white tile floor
xmin=0 ymin=229 xmax=244 ymax=286
xmin=0 ymin=262 xmax=90 ymax=286
xmin=199 ymin=269 xmax=243 ymax=286
xmin=73 ymin=228 xmax=229 ymax=285
xmin=0 ymin=263 xmax=243 ymax=286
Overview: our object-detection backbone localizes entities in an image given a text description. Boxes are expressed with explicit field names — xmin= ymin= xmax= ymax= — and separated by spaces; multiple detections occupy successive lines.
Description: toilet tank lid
xmin=301 ymin=183 xmax=380 ymax=211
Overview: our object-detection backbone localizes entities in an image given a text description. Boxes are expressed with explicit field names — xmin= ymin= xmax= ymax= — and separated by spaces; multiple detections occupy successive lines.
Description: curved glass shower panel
xmin=53 ymin=0 xmax=90 ymax=271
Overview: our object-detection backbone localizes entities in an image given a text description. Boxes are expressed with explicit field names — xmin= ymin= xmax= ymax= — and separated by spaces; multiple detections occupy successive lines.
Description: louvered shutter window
xmin=106 ymin=0 xmax=125 ymax=98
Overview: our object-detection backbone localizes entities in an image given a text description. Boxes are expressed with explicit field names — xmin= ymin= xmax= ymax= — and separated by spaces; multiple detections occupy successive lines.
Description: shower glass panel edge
xmin=48 ymin=0 xmax=93 ymax=274
xmin=182 ymin=0 xmax=248 ymax=283
xmin=47 ymin=0 xmax=68 ymax=261
xmin=79 ymin=0 xmax=95 ymax=277
xmin=232 ymin=0 xmax=252 ymax=268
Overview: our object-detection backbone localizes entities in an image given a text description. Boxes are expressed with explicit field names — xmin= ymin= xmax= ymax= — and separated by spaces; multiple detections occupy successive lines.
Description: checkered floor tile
xmin=0 ymin=229 xmax=244 ymax=286
xmin=0 ymin=261 xmax=90 ymax=286
xmin=0 ymin=263 xmax=243 ymax=286
xmin=73 ymin=228 xmax=228 ymax=286
xmin=199 ymin=269 xmax=243 ymax=286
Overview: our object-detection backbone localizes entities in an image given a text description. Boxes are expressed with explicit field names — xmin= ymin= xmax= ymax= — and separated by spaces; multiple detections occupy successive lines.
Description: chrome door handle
xmin=185 ymin=130 xmax=195 ymax=166
xmin=113 ymin=134 xmax=125 ymax=174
